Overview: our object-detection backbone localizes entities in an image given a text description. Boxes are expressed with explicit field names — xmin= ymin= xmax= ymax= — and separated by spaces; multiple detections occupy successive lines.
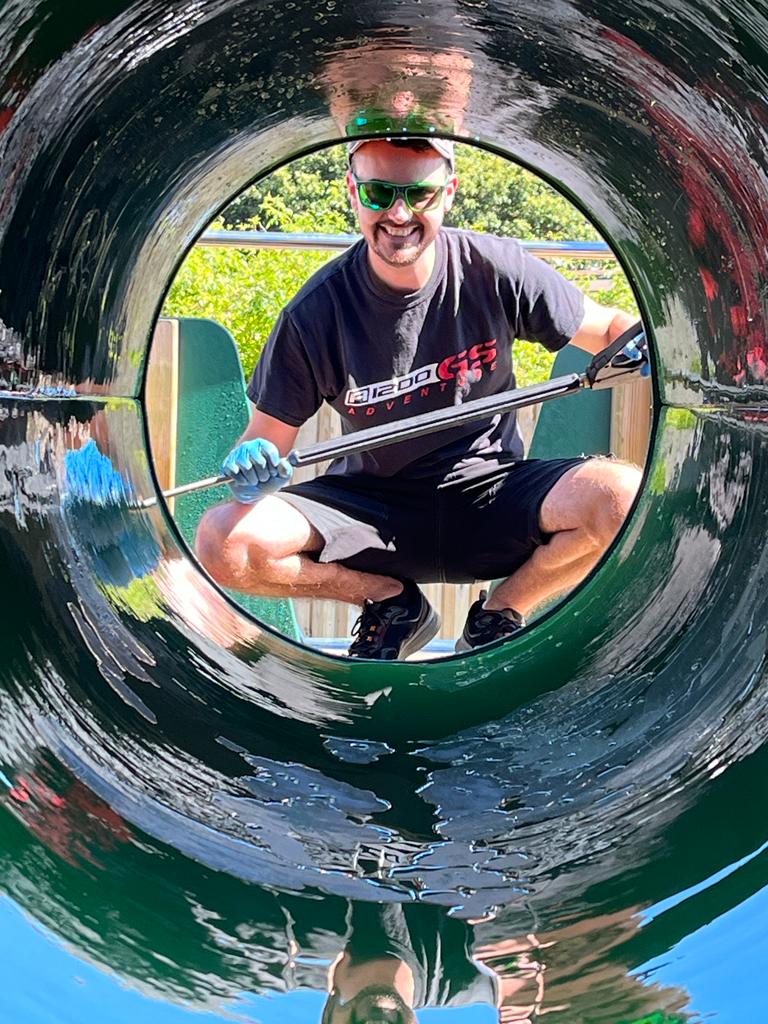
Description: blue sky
xmin=3 ymin=871 xmax=767 ymax=1024
xmin=0 ymin=897 xmax=496 ymax=1024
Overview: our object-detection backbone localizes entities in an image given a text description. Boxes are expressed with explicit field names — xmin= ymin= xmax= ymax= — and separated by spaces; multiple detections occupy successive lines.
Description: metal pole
xmin=197 ymin=229 xmax=614 ymax=261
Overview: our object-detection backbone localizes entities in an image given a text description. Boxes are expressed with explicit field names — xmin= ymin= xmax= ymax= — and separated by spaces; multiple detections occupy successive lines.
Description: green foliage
xmin=222 ymin=148 xmax=352 ymax=234
xmin=450 ymin=147 xmax=600 ymax=241
xmin=162 ymin=143 xmax=637 ymax=384
xmin=101 ymin=577 xmax=165 ymax=621
xmin=513 ymin=341 xmax=556 ymax=388
xmin=164 ymin=224 xmax=333 ymax=376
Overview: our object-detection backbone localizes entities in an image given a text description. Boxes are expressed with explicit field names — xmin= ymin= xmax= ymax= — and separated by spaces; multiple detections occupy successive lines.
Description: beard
xmin=370 ymin=221 xmax=430 ymax=267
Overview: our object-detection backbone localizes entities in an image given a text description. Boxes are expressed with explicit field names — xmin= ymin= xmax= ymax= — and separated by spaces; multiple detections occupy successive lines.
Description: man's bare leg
xmin=195 ymin=495 xmax=402 ymax=606
xmin=486 ymin=459 xmax=642 ymax=617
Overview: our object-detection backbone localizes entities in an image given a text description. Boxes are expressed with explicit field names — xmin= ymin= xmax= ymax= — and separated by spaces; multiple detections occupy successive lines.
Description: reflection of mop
xmin=63 ymin=439 xmax=161 ymax=587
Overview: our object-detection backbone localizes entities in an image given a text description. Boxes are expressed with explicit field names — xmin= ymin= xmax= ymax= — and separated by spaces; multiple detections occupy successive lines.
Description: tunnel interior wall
xmin=0 ymin=0 xmax=767 ymax=979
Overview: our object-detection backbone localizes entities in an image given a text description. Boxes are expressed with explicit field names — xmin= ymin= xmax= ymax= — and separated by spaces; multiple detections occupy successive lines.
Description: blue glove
xmin=31 ymin=386 xmax=79 ymax=398
xmin=0 ymin=385 xmax=79 ymax=399
xmin=615 ymin=330 xmax=651 ymax=377
xmin=221 ymin=438 xmax=294 ymax=504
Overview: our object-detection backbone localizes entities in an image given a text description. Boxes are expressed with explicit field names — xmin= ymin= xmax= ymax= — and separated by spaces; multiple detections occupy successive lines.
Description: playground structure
xmin=1 ymin=1 xmax=767 ymax=1021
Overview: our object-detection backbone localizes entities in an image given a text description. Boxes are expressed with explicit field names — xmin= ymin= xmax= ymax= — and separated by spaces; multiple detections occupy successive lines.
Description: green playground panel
xmin=171 ymin=317 xmax=303 ymax=640
xmin=169 ymin=318 xmax=612 ymax=642
xmin=527 ymin=342 xmax=612 ymax=460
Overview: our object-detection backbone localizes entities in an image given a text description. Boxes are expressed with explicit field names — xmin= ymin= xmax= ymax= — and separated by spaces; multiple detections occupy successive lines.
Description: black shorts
xmin=278 ymin=457 xmax=589 ymax=584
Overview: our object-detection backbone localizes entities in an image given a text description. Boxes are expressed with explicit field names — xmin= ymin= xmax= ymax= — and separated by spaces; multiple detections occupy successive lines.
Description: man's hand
xmin=221 ymin=438 xmax=294 ymax=504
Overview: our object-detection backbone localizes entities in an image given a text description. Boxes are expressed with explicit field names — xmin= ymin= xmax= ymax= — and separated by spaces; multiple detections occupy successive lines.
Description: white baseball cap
xmin=347 ymin=136 xmax=455 ymax=170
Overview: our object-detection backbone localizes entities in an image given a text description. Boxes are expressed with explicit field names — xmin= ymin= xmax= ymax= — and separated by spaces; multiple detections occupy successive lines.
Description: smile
xmin=379 ymin=224 xmax=420 ymax=238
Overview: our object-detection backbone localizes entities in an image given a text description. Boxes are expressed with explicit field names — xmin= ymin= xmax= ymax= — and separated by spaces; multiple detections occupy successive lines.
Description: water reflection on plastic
xmin=1 ymin=1 xmax=768 ymax=1023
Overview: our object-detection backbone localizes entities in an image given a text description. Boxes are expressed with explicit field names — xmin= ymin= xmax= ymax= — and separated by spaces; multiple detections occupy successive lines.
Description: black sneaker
xmin=348 ymin=580 xmax=440 ymax=660
xmin=455 ymin=590 xmax=526 ymax=652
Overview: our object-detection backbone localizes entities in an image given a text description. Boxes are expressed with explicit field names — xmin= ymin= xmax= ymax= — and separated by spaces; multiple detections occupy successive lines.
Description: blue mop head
xmin=64 ymin=439 xmax=136 ymax=506
xmin=63 ymin=440 xmax=161 ymax=587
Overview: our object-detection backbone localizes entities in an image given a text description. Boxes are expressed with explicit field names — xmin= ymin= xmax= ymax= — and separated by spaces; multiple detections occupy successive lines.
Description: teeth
xmin=382 ymin=225 xmax=416 ymax=237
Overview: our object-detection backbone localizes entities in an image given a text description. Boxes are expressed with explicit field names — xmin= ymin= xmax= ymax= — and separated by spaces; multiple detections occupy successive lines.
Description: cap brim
xmin=347 ymin=137 xmax=455 ymax=169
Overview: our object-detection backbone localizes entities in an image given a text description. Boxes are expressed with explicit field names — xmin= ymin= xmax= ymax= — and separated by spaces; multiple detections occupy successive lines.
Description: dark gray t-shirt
xmin=247 ymin=227 xmax=584 ymax=480
xmin=344 ymin=902 xmax=497 ymax=1010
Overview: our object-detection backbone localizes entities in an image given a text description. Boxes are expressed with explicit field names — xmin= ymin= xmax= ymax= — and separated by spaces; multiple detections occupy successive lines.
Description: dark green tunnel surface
xmin=1 ymin=1 xmax=768 ymax=1022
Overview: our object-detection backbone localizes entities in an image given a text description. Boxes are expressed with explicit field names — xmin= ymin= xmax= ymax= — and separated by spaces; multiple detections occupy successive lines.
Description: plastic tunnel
xmin=1 ymin=2 xmax=767 ymax=1022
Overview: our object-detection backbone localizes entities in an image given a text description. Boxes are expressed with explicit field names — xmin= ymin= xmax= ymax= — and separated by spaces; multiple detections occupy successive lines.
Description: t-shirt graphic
xmin=248 ymin=228 xmax=584 ymax=479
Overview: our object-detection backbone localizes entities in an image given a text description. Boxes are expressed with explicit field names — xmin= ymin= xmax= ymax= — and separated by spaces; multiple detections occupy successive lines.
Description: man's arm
xmin=236 ymin=405 xmax=301 ymax=456
xmin=473 ymin=935 xmax=550 ymax=1023
xmin=567 ymin=295 xmax=638 ymax=356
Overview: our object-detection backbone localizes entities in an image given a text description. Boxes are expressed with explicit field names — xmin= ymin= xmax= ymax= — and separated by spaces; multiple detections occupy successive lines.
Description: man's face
xmin=347 ymin=141 xmax=457 ymax=272
xmin=322 ymin=985 xmax=417 ymax=1024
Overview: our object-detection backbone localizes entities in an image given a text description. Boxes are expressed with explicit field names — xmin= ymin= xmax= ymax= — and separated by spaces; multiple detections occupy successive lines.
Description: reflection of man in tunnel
xmin=321 ymin=902 xmax=543 ymax=1024
xmin=196 ymin=134 xmax=643 ymax=659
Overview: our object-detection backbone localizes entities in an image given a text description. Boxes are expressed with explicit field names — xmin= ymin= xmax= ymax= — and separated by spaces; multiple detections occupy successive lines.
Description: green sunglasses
xmin=352 ymin=175 xmax=450 ymax=213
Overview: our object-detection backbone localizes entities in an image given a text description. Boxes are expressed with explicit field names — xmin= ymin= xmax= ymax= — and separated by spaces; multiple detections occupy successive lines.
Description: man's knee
xmin=195 ymin=502 xmax=244 ymax=584
xmin=541 ymin=458 xmax=641 ymax=545
xmin=586 ymin=459 xmax=642 ymax=543
xmin=195 ymin=496 xmax=316 ymax=585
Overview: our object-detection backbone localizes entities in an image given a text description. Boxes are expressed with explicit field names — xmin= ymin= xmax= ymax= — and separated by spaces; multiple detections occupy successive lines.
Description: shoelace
xmin=349 ymin=603 xmax=390 ymax=655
